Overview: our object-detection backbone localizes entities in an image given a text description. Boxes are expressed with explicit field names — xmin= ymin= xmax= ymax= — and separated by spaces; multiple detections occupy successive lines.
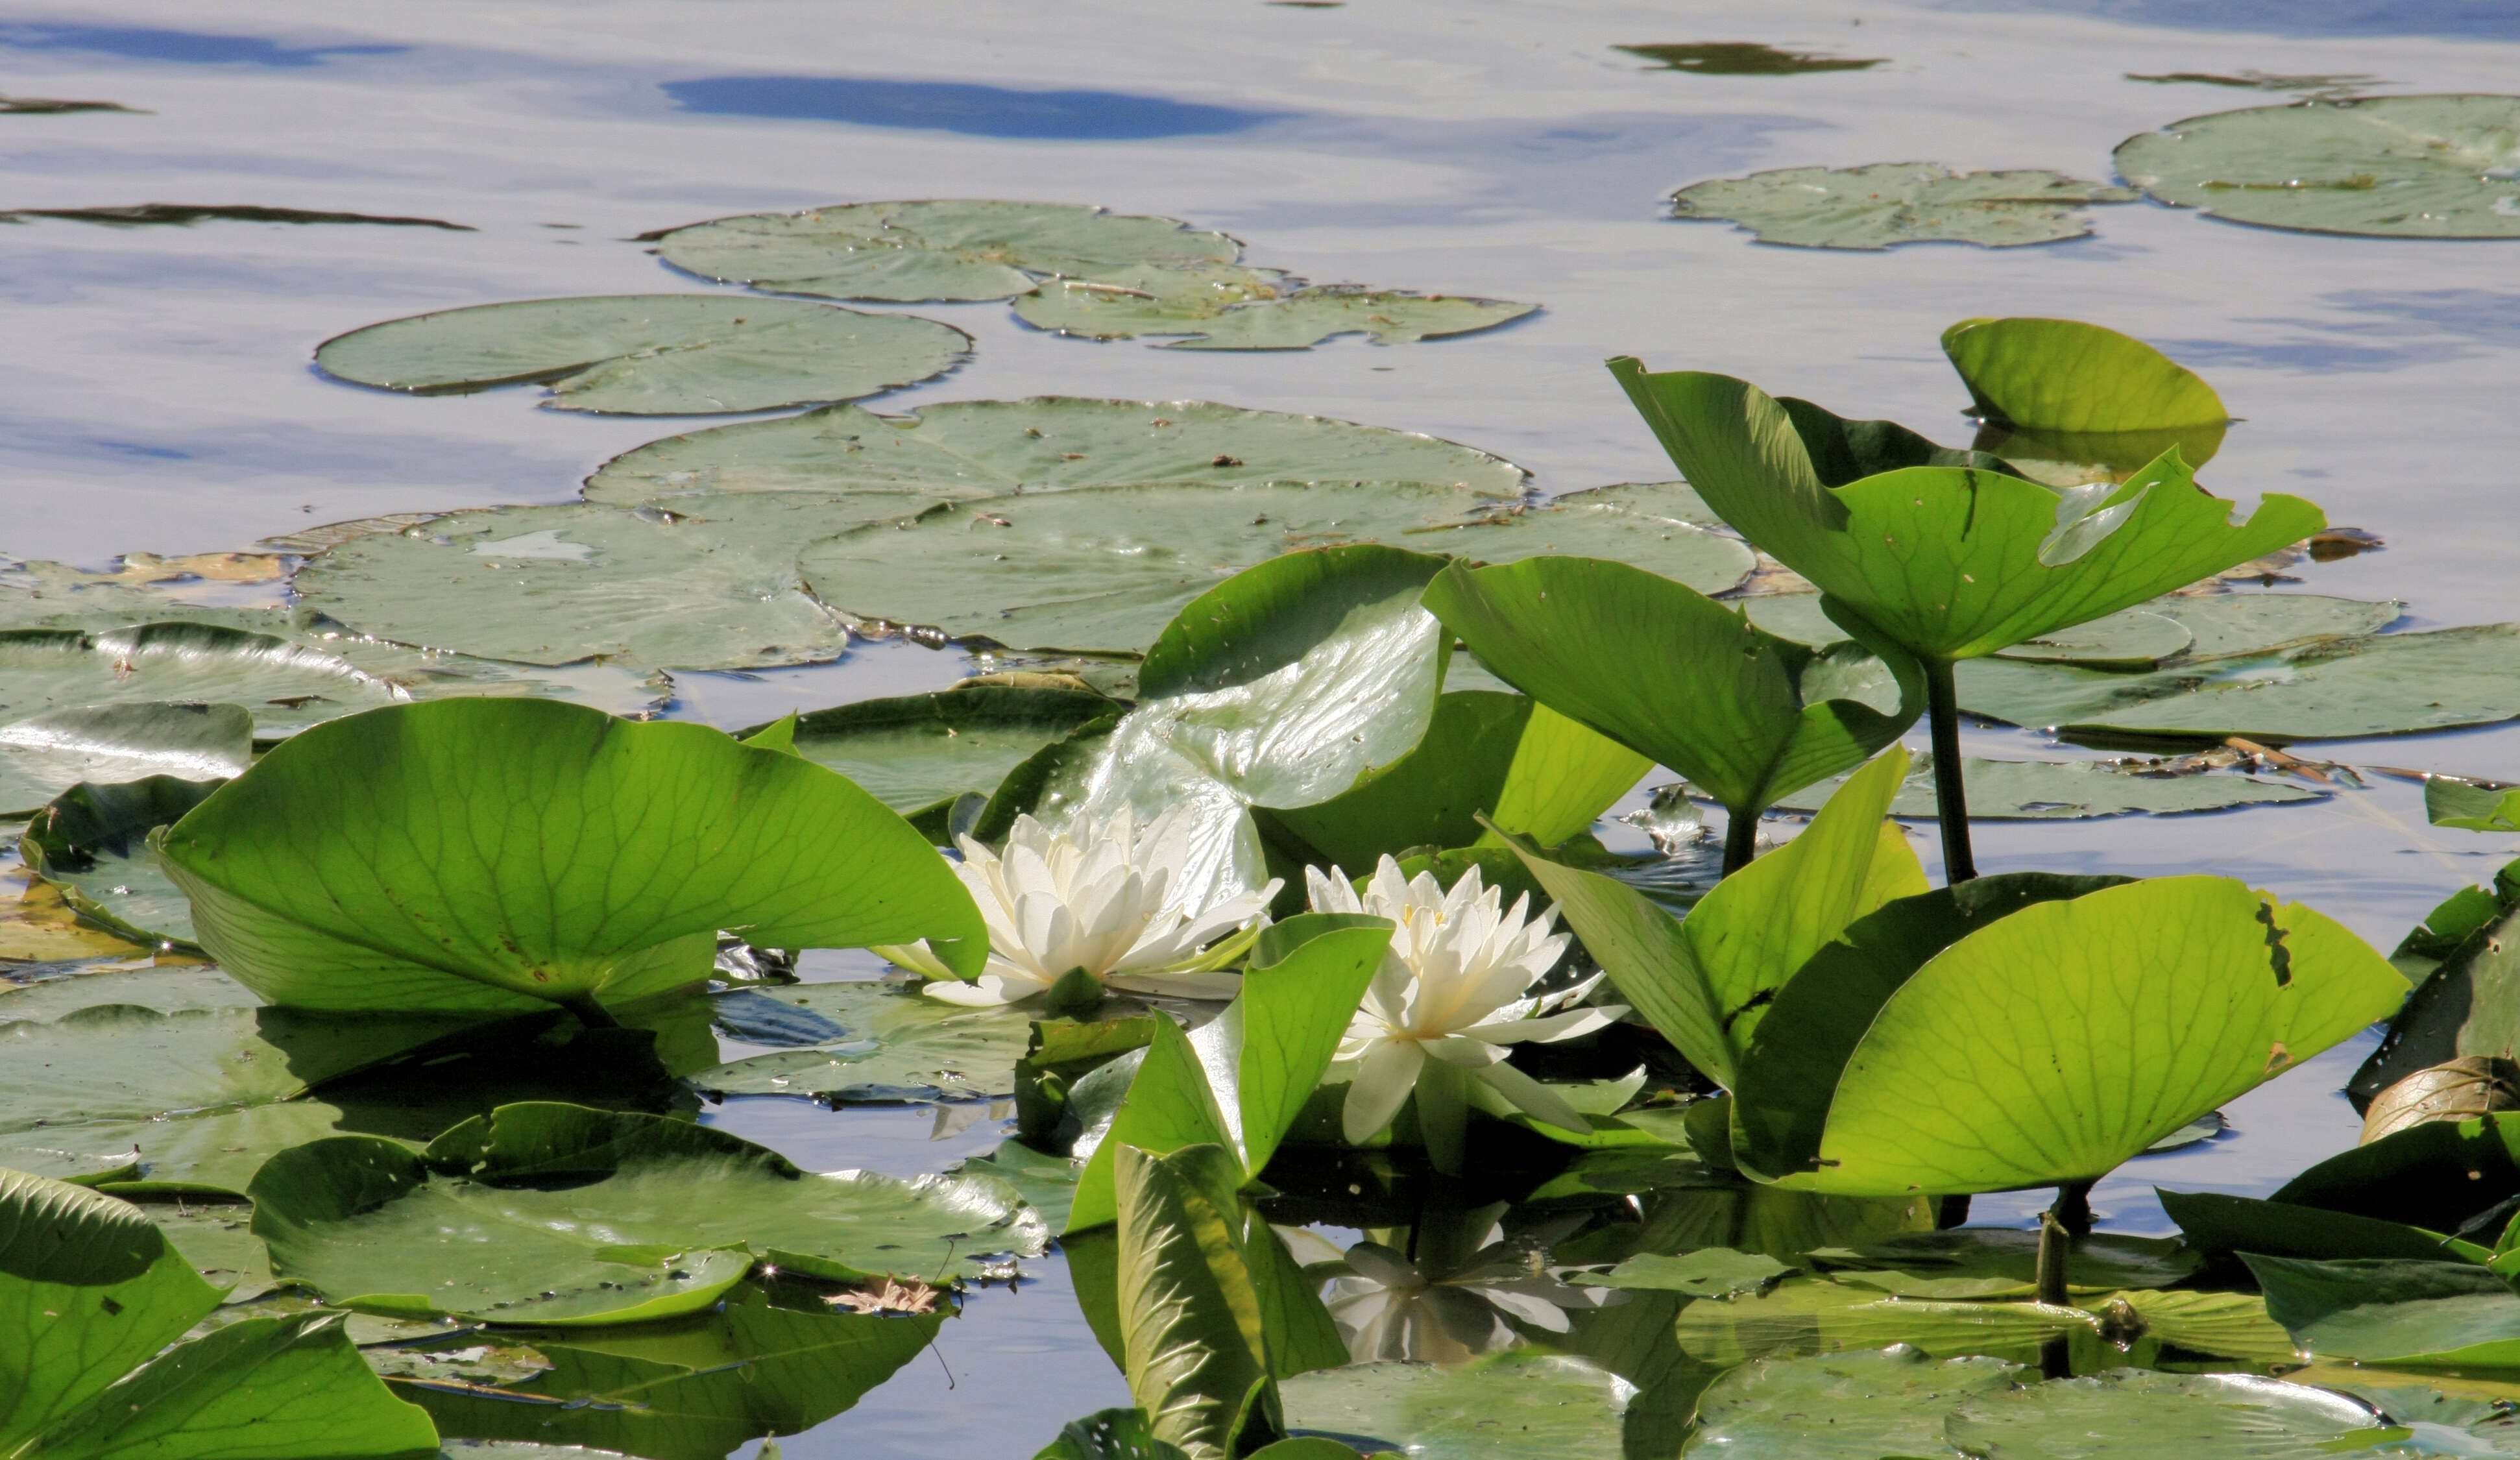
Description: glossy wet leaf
xmin=20 ymin=1310 xmax=439 ymax=1460
xmin=2115 ymin=95 xmax=2520 ymax=238
xmin=0 ymin=1169 xmax=223 ymax=1447
xmin=767 ymin=685 xmax=1123 ymax=812
xmin=22 ymin=776 xmax=223 ymax=945
xmin=2430 ymin=778 xmax=2520 ymax=833
xmin=1014 ymin=264 xmax=1536 ymax=350
xmin=1113 ymin=1144 xmax=1274 ymax=1460
xmin=2273 ymin=1112 xmax=2520 ymax=1237
xmin=1941 ymin=316 xmax=2228 ymax=435
xmin=1425 ymin=556 xmax=1917 ymax=822
xmin=1507 ymin=748 xmax=1924 ymax=1088
xmin=690 ymin=977 xmax=1102 ymax=1103
xmin=1609 ymin=361 xmax=2325 ymax=664
xmin=1280 ymin=1350 xmax=1627 ymax=1460
xmin=2353 ymin=861 xmax=2520 ymax=1101
xmin=160 ymin=700 xmax=985 ymax=1012
xmin=1808 ymin=1228 xmax=2197 ymax=1299
xmin=1945 ymin=1367 xmax=2393 ymax=1457
xmin=249 ymin=1102 xmax=1044 ymax=1322
xmin=0 ymin=704 xmax=248 ymax=820
xmin=1404 ymin=482 xmax=1757 ymax=594
xmin=646 ymin=200 xmax=1240 ymax=302
xmin=291 ymin=498 xmax=893 ymax=672
xmin=1617 ymin=42 xmax=1884 ymax=74
xmin=1958 ymin=624 xmax=2520 ymax=741
xmin=1024 ymin=547 xmax=1452 ymax=911
xmin=315 ymin=295 xmax=969 ymax=415
xmin=1773 ymin=752 xmax=2323 ymax=820
xmin=796 ymin=481 xmax=1509 ymax=655
xmin=0 ymin=623 xmax=401 ymax=738
xmin=2250 ymin=1256 xmax=2520 ymax=1366
xmin=585 ymin=396 xmax=1526 ymax=506
xmin=1669 ymin=162 xmax=2138 ymax=249
xmin=1681 ymin=1346 xmax=2020 ymax=1459
xmin=1739 ymin=876 xmax=2405 ymax=1195
xmin=399 ymin=1287 xmax=941 ymax=1460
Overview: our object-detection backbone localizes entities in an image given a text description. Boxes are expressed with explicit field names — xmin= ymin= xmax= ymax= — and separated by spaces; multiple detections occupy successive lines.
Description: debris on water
xmin=1619 ymin=42 xmax=1885 ymax=75
xmin=0 ymin=202 xmax=474 ymax=229
xmin=0 ymin=93 xmax=144 ymax=114
xmin=829 ymin=1276 xmax=949 ymax=1312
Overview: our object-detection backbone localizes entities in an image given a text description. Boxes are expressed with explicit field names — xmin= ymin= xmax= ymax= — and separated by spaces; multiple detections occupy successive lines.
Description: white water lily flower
xmin=1307 ymin=857 xmax=1623 ymax=1148
xmin=895 ymin=806 xmax=1279 ymax=1006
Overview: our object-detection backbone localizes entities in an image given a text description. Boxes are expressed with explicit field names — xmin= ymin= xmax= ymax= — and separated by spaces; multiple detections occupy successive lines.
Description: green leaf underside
xmin=648 ymin=200 xmax=1241 ymax=302
xmin=1749 ymin=877 xmax=2406 ymax=1194
xmin=249 ymin=1103 xmax=1043 ymax=1321
xmin=1507 ymin=749 xmax=1924 ymax=1088
xmin=1957 ymin=623 xmax=2520 ymax=742
xmin=314 ymin=294 xmax=969 ymax=415
xmin=2159 ymin=1190 xmax=2465 ymax=1265
xmin=22 ymin=775 xmax=224 ymax=945
xmin=1424 ymin=555 xmax=1915 ymax=816
xmin=585 ymin=397 xmax=1527 ymax=505
xmin=2272 ymin=1112 xmax=2520 ymax=1236
xmin=157 ymin=698 xmax=985 ymax=1012
xmin=766 ymin=685 xmax=1122 ymax=811
xmin=1669 ymin=162 xmax=2139 ymax=249
xmin=0 ymin=623 xmax=401 ymax=738
xmin=398 ymin=1286 xmax=940 ymax=1460
xmin=1278 ymin=1351 xmax=1628 ymax=1460
xmin=1771 ymin=753 xmax=2323 ymax=820
xmin=2115 ymin=95 xmax=2520 ymax=239
xmin=1014 ymin=263 xmax=1536 ymax=350
xmin=1607 ymin=362 xmax=2325 ymax=663
xmin=1940 ymin=317 xmax=2229 ymax=435
xmin=1406 ymin=482 xmax=1758 ymax=594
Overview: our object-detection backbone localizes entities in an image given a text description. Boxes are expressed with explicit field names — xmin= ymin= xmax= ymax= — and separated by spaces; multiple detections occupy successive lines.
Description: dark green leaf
xmin=21 ymin=776 xmax=223 ymax=946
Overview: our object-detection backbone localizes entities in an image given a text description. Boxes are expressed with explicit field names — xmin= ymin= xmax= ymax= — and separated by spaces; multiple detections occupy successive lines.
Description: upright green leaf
xmin=159 ymin=700 xmax=984 ymax=1012
xmin=0 ymin=1169 xmax=223 ymax=1448
xmin=2351 ymin=862 xmax=2520 ymax=1105
xmin=2429 ymin=778 xmax=2520 ymax=833
xmin=1071 ymin=1018 xmax=1237 ymax=1234
xmin=1424 ymin=556 xmax=1918 ymax=822
xmin=1505 ymin=748 xmax=1923 ymax=1088
xmin=20 ymin=775 xmax=221 ymax=947
xmin=1760 ymin=878 xmax=2406 ymax=1195
xmin=1486 ymin=703 xmax=1655 ymax=848
xmin=1940 ymin=317 xmax=2231 ymax=475
xmin=2249 ymin=1255 xmax=2520 ymax=1367
xmin=1606 ymin=358 xmax=2321 ymax=662
xmin=2270 ymin=1112 xmax=2520 ymax=1237
xmin=1113 ymin=1144 xmax=1276 ymax=1460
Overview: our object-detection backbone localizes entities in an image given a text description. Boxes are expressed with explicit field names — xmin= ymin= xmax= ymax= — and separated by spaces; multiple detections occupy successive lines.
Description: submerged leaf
xmin=315 ymin=295 xmax=969 ymax=415
xmin=1669 ymin=162 xmax=2138 ymax=249
xmin=2429 ymin=777 xmax=2520 ymax=833
xmin=2116 ymin=95 xmax=2520 ymax=239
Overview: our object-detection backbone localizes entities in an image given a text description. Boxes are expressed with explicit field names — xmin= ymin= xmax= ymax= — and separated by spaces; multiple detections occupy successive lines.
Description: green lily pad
xmin=1575 ymin=1248 xmax=1791 ymax=1298
xmin=1618 ymin=42 xmax=1884 ymax=75
xmin=585 ymin=396 xmax=1526 ymax=507
xmin=2157 ymin=1189 xmax=2464 ymax=1265
xmin=765 ymin=685 xmax=1124 ymax=813
xmin=1013 ymin=264 xmax=1536 ymax=350
xmin=1940 ymin=317 xmax=2231 ymax=480
xmin=1754 ymin=590 xmax=2402 ymax=667
xmin=158 ymin=699 xmax=986 ymax=1013
xmin=1945 ymin=1368 xmax=2394 ymax=1457
xmin=1671 ymin=1277 xmax=2095 ymax=1368
xmin=147 ymin=1199 xmax=278 ymax=1299
xmin=1407 ymin=482 xmax=1757 ymax=594
xmin=798 ymin=481 xmax=1496 ymax=655
xmin=2115 ymin=95 xmax=2520 ymax=239
xmin=1772 ymin=752 xmax=2325 ymax=820
xmin=1956 ymin=624 xmax=2520 ymax=742
xmin=690 ymin=977 xmax=1072 ymax=1103
xmin=0 ymin=703 xmax=248 ymax=820
xmin=2351 ymin=863 xmax=2520 ymax=1101
xmin=314 ymin=295 xmax=969 ymax=415
xmin=1279 ymin=1350 xmax=1628 ymax=1460
xmin=644 ymin=200 xmax=1240 ymax=303
xmin=2429 ymin=778 xmax=2520 ymax=833
xmin=1682 ymin=1347 xmax=2020 ymax=1459
xmin=2250 ymin=1256 xmax=2520 ymax=1367
xmin=249 ymin=1102 xmax=1045 ymax=1322
xmin=0 ymin=623 xmax=402 ymax=737
xmin=960 ymin=1138 xmax=1082 ymax=1231
xmin=1808 ymin=1228 xmax=2197 ymax=1299
xmin=1669 ymin=163 xmax=2139 ymax=249
xmin=21 ymin=775 xmax=223 ymax=945
xmin=400 ymin=1289 xmax=941 ymax=1460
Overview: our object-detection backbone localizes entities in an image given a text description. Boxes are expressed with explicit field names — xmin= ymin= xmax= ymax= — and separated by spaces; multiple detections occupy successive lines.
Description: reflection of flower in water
xmin=1292 ymin=1211 xmax=1616 ymax=1364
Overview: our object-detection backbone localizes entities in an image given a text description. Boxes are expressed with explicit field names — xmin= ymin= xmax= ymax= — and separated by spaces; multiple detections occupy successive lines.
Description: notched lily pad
xmin=643 ymin=199 xmax=1241 ymax=302
xmin=2116 ymin=95 xmax=2520 ymax=239
xmin=585 ymin=396 xmax=1528 ymax=505
xmin=1013 ymin=264 xmax=1536 ymax=350
xmin=1772 ymin=751 xmax=2324 ymax=820
xmin=1670 ymin=162 xmax=2138 ymax=249
xmin=314 ymin=295 xmax=970 ymax=415
xmin=1407 ymin=483 xmax=1756 ymax=596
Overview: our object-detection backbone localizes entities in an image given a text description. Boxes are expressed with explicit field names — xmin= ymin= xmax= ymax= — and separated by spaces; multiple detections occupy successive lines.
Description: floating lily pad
xmin=2429 ymin=777 xmax=2520 ymax=833
xmin=1406 ymin=483 xmax=1757 ymax=594
xmin=1950 ymin=1369 xmax=2393 ymax=1457
xmin=765 ymin=685 xmax=1122 ymax=812
xmin=1958 ymin=623 xmax=2520 ymax=742
xmin=1669 ymin=163 xmax=2138 ymax=249
xmin=1574 ymin=1248 xmax=1791 ymax=1298
xmin=1808 ymin=1228 xmax=2197 ymax=1299
xmin=314 ymin=295 xmax=969 ymax=415
xmin=1773 ymin=752 xmax=2323 ymax=820
xmin=1279 ymin=1350 xmax=1628 ymax=1460
xmin=249 ymin=1102 xmax=1045 ymax=1322
xmin=1617 ymin=42 xmax=1884 ymax=75
xmin=2115 ymin=95 xmax=2520 ymax=239
xmin=292 ymin=500 xmax=873 ymax=671
xmin=0 ymin=703 xmax=249 ymax=819
xmin=1013 ymin=264 xmax=1536 ymax=350
xmin=1671 ymin=1277 xmax=2092 ymax=1368
xmin=0 ymin=623 xmax=401 ymax=736
xmin=795 ymin=481 xmax=1500 ymax=654
xmin=1752 ymin=590 xmax=2399 ymax=669
xmin=585 ymin=396 xmax=1527 ymax=505
xmin=690 ymin=977 xmax=1090 ymax=1103
xmin=2252 ymin=1256 xmax=2520 ymax=1367
xmin=646 ymin=199 xmax=1241 ymax=302
xmin=1683 ymin=1347 xmax=2020 ymax=1459
xmin=21 ymin=775 xmax=223 ymax=945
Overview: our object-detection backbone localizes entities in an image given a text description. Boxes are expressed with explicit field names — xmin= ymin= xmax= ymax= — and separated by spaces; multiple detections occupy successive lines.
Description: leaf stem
xmin=561 ymin=994 xmax=620 ymax=1030
xmin=1924 ymin=657 xmax=1977 ymax=884
xmin=2035 ymin=1179 xmax=2094 ymax=1381
xmin=1722 ymin=805 xmax=1758 ymax=877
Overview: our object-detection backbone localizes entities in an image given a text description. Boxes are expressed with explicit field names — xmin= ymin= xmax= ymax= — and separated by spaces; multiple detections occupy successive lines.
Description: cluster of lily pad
xmin=13 ymin=312 xmax=2520 ymax=1460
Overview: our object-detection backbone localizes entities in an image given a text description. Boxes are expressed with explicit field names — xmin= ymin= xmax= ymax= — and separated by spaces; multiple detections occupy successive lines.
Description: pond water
xmin=3 ymin=0 xmax=2517 ymax=1455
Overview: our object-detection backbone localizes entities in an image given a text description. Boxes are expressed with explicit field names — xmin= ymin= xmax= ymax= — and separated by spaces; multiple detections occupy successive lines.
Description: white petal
xmin=1462 ymin=1005 xmax=1629 ymax=1045
xmin=1343 ymin=1039 xmax=1427 ymax=1143
xmin=922 ymin=973 xmax=1036 ymax=1006
xmin=1307 ymin=864 xmax=1363 ymax=915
